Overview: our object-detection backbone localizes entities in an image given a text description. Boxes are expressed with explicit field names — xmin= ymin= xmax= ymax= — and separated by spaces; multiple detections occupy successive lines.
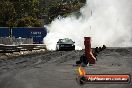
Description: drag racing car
xmin=56 ymin=38 xmax=75 ymax=51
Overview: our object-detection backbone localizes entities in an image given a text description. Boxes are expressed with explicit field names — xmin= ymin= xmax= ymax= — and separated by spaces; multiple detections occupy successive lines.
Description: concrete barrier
xmin=0 ymin=44 xmax=47 ymax=53
xmin=0 ymin=37 xmax=33 ymax=45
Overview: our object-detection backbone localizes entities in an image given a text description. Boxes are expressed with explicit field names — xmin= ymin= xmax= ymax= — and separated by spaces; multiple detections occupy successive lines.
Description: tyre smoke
xmin=44 ymin=0 xmax=132 ymax=50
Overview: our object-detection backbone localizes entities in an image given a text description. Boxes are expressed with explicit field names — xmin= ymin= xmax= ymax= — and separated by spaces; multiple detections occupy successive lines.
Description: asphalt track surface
xmin=0 ymin=48 xmax=132 ymax=88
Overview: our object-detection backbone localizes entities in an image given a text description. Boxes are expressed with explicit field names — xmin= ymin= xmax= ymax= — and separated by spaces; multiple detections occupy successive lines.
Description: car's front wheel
xmin=56 ymin=45 xmax=60 ymax=51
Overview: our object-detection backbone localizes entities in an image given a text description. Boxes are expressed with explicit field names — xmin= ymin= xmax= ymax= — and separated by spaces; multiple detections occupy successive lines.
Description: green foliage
xmin=15 ymin=16 xmax=42 ymax=27
xmin=12 ymin=0 xmax=40 ymax=18
xmin=0 ymin=0 xmax=86 ymax=27
xmin=47 ymin=1 xmax=85 ymax=22
xmin=0 ymin=1 xmax=16 ymax=27
xmin=79 ymin=0 xmax=86 ymax=3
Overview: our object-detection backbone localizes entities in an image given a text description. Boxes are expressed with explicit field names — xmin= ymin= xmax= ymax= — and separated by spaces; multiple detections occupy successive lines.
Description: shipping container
xmin=29 ymin=27 xmax=47 ymax=44
xmin=0 ymin=27 xmax=10 ymax=37
xmin=12 ymin=27 xmax=47 ymax=44
xmin=12 ymin=27 xmax=30 ymax=38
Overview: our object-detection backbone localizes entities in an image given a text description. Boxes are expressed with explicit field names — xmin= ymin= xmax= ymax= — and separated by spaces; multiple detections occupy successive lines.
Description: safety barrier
xmin=0 ymin=37 xmax=33 ymax=45
xmin=0 ymin=44 xmax=47 ymax=53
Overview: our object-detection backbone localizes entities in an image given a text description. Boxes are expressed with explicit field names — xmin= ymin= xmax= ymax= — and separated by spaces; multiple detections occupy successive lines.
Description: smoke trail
xmin=44 ymin=0 xmax=132 ymax=50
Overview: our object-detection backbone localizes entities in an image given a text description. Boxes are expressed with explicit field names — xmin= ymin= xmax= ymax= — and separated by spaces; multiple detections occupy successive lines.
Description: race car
xmin=56 ymin=38 xmax=75 ymax=51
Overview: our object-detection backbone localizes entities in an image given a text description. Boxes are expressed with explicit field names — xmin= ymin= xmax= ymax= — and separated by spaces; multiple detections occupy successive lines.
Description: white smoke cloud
xmin=44 ymin=0 xmax=132 ymax=50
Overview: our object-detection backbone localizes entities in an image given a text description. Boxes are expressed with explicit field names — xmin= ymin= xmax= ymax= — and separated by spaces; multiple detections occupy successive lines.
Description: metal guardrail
xmin=0 ymin=44 xmax=47 ymax=53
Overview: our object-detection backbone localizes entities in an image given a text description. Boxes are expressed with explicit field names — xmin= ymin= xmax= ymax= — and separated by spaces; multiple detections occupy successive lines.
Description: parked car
xmin=56 ymin=38 xmax=75 ymax=51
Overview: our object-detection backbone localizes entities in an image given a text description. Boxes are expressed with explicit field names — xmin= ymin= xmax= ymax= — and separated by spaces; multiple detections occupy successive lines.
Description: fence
xmin=0 ymin=37 xmax=47 ymax=53
xmin=0 ymin=44 xmax=47 ymax=53
xmin=0 ymin=37 xmax=33 ymax=45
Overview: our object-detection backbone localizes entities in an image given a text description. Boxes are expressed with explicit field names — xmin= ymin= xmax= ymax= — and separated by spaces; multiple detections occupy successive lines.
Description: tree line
xmin=0 ymin=0 xmax=86 ymax=27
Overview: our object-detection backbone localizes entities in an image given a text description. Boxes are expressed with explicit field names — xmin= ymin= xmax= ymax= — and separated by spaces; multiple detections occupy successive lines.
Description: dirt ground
xmin=0 ymin=48 xmax=132 ymax=88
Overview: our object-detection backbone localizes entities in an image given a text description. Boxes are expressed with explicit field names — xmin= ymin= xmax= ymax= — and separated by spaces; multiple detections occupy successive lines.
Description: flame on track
xmin=78 ymin=66 xmax=86 ymax=76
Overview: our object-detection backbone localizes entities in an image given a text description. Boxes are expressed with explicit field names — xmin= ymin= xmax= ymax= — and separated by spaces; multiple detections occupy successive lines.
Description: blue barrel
xmin=29 ymin=27 xmax=47 ymax=44
xmin=12 ymin=27 xmax=30 ymax=38
xmin=0 ymin=27 xmax=10 ymax=37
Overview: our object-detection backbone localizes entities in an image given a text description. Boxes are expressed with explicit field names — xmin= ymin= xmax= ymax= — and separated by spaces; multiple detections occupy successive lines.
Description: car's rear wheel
xmin=72 ymin=46 xmax=75 ymax=50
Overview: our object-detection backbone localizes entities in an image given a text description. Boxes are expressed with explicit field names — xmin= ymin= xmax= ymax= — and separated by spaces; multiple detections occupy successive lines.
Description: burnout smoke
xmin=44 ymin=0 xmax=132 ymax=50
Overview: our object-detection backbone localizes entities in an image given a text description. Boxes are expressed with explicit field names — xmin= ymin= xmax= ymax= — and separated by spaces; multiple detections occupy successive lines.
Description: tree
xmin=0 ymin=0 xmax=43 ymax=27
xmin=47 ymin=0 xmax=85 ymax=22
xmin=0 ymin=1 xmax=16 ymax=27
xmin=12 ymin=0 xmax=40 ymax=18
xmin=15 ymin=16 xmax=42 ymax=27
xmin=0 ymin=0 xmax=86 ymax=27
